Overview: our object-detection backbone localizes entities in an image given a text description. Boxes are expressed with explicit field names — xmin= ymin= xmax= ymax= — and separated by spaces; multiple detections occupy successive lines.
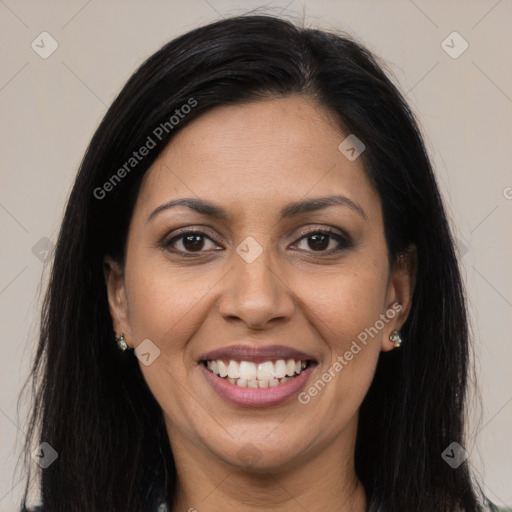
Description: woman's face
xmin=106 ymin=95 xmax=414 ymax=473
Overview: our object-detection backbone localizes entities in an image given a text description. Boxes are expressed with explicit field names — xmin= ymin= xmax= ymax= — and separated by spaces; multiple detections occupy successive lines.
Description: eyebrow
xmin=147 ymin=195 xmax=367 ymax=223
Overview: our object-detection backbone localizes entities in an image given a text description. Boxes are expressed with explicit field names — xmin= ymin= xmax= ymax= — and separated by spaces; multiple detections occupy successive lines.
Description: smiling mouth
xmin=201 ymin=358 xmax=315 ymax=388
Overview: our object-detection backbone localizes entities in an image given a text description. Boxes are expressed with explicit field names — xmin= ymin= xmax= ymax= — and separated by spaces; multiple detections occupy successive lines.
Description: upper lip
xmin=198 ymin=344 xmax=317 ymax=364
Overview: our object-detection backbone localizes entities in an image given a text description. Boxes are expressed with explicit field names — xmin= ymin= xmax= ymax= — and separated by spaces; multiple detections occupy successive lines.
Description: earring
xmin=389 ymin=329 xmax=402 ymax=348
xmin=115 ymin=332 xmax=129 ymax=351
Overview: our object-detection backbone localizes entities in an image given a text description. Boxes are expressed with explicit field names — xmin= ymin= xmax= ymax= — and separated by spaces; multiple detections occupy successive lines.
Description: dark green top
xmin=156 ymin=499 xmax=512 ymax=511
xmin=487 ymin=500 xmax=512 ymax=512
xmin=24 ymin=497 xmax=512 ymax=511
xmin=154 ymin=500 xmax=512 ymax=511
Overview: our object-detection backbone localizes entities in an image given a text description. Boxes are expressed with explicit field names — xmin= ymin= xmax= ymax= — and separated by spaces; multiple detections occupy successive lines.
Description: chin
xmin=205 ymin=432 xmax=313 ymax=473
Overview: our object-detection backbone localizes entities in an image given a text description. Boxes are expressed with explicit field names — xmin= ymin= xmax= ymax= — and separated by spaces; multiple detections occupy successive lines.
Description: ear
xmin=104 ymin=256 xmax=132 ymax=349
xmin=381 ymin=244 xmax=417 ymax=352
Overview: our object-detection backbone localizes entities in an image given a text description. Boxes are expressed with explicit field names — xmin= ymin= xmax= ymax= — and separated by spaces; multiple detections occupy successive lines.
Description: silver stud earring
xmin=389 ymin=329 xmax=402 ymax=348
xmin=115 ymin=333 xmax=129 ymax=351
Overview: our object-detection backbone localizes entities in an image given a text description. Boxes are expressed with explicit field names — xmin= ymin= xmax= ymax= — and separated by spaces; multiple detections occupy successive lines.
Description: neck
xmin=167 ymin=417 xmax=367 ymax=512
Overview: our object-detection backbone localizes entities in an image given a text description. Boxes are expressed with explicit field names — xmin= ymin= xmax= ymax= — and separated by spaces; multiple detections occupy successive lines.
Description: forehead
xmin=134 ymin=96 xmax=380 ymax=223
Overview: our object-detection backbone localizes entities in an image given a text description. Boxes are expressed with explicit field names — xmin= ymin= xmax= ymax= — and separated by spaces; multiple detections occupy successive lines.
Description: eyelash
xmin=160 ymin=227 xmax=353 ymax=257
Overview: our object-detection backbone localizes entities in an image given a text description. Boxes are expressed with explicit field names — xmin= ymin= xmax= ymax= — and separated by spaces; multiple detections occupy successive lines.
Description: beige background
xmin=1 ymin=0 xmax=511 ymax=509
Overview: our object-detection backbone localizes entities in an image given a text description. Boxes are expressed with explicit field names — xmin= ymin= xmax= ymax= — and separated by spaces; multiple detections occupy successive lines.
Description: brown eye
xmin=161 ymin=227 xmax=352 ymax=256
xmin=295 ymin=228 xmax=352 ymax=254
xmin=163 ymin=230 xmax=221 ymax=254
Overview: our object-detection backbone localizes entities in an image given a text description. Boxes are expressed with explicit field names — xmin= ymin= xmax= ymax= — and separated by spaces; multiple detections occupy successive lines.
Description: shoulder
xmin=21 ymin=502 xmax=168 ymax=511
xmin=484 ymin=499 xmax=512 ymax=512
xmin=22 ymin=504 xmax=168 ymax=512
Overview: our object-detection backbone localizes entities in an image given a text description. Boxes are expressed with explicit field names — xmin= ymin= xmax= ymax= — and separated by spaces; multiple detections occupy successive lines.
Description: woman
xmin=18 ymin=14 xmax=509 ymax=512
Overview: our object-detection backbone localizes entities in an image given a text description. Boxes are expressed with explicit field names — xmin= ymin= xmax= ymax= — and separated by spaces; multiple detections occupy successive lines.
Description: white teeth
xmin=239 ymin=361 xmax=257 ymax=381
xmin=236 ymin=378 xmax=247 ymax=387
xmin=257 ymin=361 xmax=275 ymax=380
xmin=210 ymin=360 xmax=219 ymax=375
xmin=273 ymin=360 xmax=287 ymax=379
xmin=205 ymin=358 xmax=310 ymax=388
xmin=217 ymin=360 xmax=228 ymax=378
xmin=227 ymin=360 xmax=239 ymax=379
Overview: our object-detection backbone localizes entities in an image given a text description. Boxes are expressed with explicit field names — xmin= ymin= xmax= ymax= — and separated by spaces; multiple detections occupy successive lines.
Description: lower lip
xmin=199 ymin=363 xmax=316 ymax=408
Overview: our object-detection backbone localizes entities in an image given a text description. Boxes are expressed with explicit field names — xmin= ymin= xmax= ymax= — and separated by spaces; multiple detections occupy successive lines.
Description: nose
xmin=217 ymin=245 xmax=295 ymax=330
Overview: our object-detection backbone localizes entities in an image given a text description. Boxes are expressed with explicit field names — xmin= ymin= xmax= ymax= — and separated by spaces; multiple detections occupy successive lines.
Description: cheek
xmin=298 ymin=262 xmax=389 ymax=354
xmin=123 ymin=246 xmax=249 ymax=428
xmin=122 ymin=254 xmax=214 ymax=423
xmin=123 ymin=251 xmax=220 ymax=377
xmin=292 ymin=258 xmax=389 ymax=418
